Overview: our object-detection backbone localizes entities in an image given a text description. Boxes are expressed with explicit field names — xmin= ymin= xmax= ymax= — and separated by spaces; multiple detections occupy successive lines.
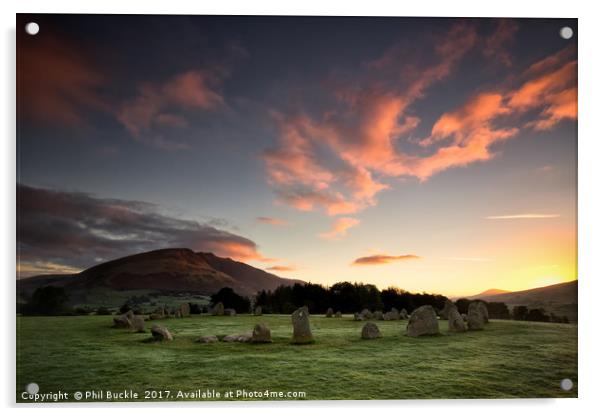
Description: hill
xmin=18 ymin=248 xmax=304 ymax=305
xmin=465 ymin=280 xmax=578 ymax=320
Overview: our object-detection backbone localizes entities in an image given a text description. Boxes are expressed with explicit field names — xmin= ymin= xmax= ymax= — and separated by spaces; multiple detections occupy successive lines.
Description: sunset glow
xmin=17 ymin=16 xmax=577 ymax=298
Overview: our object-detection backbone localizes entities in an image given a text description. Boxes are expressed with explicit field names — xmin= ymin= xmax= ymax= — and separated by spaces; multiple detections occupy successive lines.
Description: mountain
xmin=18 ymin=248 xmax=304 ymax=302
xmin=467 ymin=288 xmax=510 ymax=298
xmin=464 ymin=280 xmax=578 ymax=320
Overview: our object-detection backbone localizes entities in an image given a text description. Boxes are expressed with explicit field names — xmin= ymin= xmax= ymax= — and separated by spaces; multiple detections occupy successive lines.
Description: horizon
xmin=17 ymin=15 xmax=577 ymax=298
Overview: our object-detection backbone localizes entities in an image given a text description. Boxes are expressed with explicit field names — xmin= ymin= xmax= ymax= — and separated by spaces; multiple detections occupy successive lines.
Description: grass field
xmin=16 ymin=314 xmax=577 ymax=402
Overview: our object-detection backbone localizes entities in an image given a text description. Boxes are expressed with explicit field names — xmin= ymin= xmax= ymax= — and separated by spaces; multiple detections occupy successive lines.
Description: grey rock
xmin=151 ymin=324 xmax=173 ymax=341
xmin=361 ymin=322 xmax=382 ymax=340
xmin=291 ymin=306 xmax=314 ymax=344
xmin=406 ymin=305 xmax=440 ymax=337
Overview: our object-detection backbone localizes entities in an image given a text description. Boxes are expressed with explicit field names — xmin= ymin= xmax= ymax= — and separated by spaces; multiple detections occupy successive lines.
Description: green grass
xmin=16 ymin=315 xmax=577 ymax=401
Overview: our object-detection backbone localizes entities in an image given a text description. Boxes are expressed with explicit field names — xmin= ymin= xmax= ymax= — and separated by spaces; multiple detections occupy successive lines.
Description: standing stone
xmin=223 ymin=333 xmax=252 ymax=342
xmin=467 ymin=302 xmax=485 ymax=330
xmin=179 ymin=303 xmax=190 ymax=317
xmin=361 ymin=322 xmax=382 ymax=340
xmin=131 ymin=315 xmax=146 ymax=332
xmin=400 ymin=308 xmax=409 ymax=319
xmin=175 ymin=310 xmax=182 ymax=318
xmin=440 ymin=299 xmax=456 ymax=320
xmin=251 ymin=323 xmax=272 ymax=343
xmin=151 ymin=324 xmax=173 ymax=341
xmin=325 ymin=308 xmax=334 ymax=318
xmin=197 ymin=335 xmax=218 ymax=343
xmin=448 ymin=307 xmax=467 ymax=332
xmin=291 ymin=306 xmax=314 ymax=344
xmin=474 ymin=301 xmax=489 ymax=323
xmin=254 ymin=306 xmax=262 ymax=316
xmin=113 ymin=314 xmax=132 ymax=329
xmin=360 ymin=309 xmax=373 ymax=320
xmin=224 ymin=308 xmax=236 ymax=316
xmin=335 ymin=311 xmax=342 ymax=318
xmin=406 ymin=305 xmax=440 ymax=337
xmin=383 ymin=312 xmax=393 ymax=321
xmin=353 ymin=312 xmax=364 ymax=321
xmin=212 ymin=302 xmax=224 ymax=316
xmin=373 ymin=310 xmax=384 ymax=320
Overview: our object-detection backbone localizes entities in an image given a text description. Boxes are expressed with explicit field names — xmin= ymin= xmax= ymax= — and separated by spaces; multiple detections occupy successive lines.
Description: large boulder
xmin=440 ymin=299 xmax=456 ymax=320
xmin=360 ymin=309 xmax=373 ymax=320
xmin=467 ymin=302 xmax=486 ymax=330
xmin=325 ymin=308 xmax=334 ymax=318
xmin=113 ymin=314 xmax=132 ymax=329
xmin=361 ymin=322 xmax=382 ymax=340
xmin=224 ymin=308 xmax=236 ymax=316
xmin=223 ymin=333 xmax=251 ymax=343
xmin=131 ymin=315 xmax=146 ymax=332
xmin=197 ymin=335 xmax=218 ymax=343
xmin=447 ymin=307 xmax=467 ymax=332
xmin=151 ymin=324 xmax=173 ymax=341
xmin=179 ymin=303 xmax=190 ymax=317
xmin=291 ymin=306 xmax=314 ymax=344
xmin=254 ymin=306 xmax=262 ymax=316
xmin=406 ymin=305 xmax=439 ymax=337
xmin=251 ymin=323 xmax=272 ymax=343
xmin=212 ymin=302 xmax=224 ymax=316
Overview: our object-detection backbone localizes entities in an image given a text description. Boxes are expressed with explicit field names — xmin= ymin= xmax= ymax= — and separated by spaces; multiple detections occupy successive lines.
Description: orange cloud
xmin=256 ymin=216 xmax=288 ymax=226
xmin=353 ymin=254 xmax=420 ymax=266
xmin=206 ymin=240 xmax=273 ymax=263
xmin=266 ymin=265 xmax=298 ymax=272
xmin=319 ymin=217 xmax=360 ymax=240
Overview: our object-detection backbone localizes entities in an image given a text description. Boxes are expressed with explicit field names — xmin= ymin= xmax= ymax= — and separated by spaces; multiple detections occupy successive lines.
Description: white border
xmin=3 ymin=0 xmax=602 ymax=414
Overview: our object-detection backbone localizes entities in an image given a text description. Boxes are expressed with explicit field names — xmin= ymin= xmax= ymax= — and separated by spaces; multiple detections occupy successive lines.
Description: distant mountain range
xmin=462 ymin=280 xmax=578 ymax=320
xmin=18 ymin=248 xmax=304 ymax=302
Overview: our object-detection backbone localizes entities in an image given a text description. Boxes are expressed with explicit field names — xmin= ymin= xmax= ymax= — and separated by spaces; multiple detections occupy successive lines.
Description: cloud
xmin=256 ymin=216 xmax=288 ymax=226
xmin=352 ymin=254 xmax=420 ymax=266
xmin=19 ymin=35 xmax=107 ymax=125
xmin=117 ymin=69 xmax=225 ymax=149
xmin=266 ymin=265 xmax=298 ymax=272
xmin=262 ymin=30 xmax=576 ymax=218
xmin=17 ymin=183 xmax=270 ymax=276
xmin=485 ymin=214 xmax=560 ymax=220
xmin=263 ymin=23 xmax=476 ymax=216
xmin=319 ymin=217 xmax=360 ymax=240
xmin=483 ymin=19 xmax=519 ymax=67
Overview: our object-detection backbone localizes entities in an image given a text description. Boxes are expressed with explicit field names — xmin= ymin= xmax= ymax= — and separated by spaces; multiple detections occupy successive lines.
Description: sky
xmin=16 ymin=15 xmax=577 ymax=297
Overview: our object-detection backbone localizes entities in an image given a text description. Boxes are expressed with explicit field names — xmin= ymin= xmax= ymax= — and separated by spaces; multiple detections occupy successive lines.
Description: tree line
xmin=17 ymin=284 xmax=571 ymax=324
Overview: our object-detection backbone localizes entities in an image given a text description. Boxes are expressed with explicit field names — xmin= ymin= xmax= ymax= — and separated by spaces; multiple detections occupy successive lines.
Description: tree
xmin=512 ymin=305 xmax=529 ymax=321
xmin=26 ymin=286 xmax=69 ymax=315
xmin=454 ymin=298 xmax=471 ymax=314
xmin=210 ymin=287 xmax=251 ymax=313
xmin=487 ymin=302 xmax=510 ymax=319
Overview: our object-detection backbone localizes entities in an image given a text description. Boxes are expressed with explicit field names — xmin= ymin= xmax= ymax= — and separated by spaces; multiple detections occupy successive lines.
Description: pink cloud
xmin=319 ymin=217 xmax=360 ymax=240
xmin=256 ymin=216 xmax=288 ymax=226
xmin=353 ymin=254 xmax=420 ymax=266
xmin=117 ymin=69 xmax=224 ymax=148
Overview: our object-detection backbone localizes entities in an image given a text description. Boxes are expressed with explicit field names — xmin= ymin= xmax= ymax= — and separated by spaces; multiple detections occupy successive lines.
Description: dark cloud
xmin=17 ymin=184 xmax=267 ymax=275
